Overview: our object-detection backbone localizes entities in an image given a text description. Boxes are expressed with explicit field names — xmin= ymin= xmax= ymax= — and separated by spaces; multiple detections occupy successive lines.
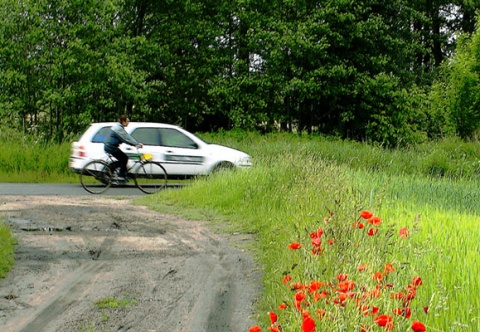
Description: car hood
xmin=207 ymin=143 xmax=251 ymax=160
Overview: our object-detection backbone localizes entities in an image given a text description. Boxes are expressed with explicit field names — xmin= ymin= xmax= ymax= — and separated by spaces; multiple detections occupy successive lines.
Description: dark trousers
xmin=105 ymin=146 xmax=129 ymax=177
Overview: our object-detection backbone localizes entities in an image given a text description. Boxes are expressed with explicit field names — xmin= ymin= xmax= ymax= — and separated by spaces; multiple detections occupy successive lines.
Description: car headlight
xmin=238 ymin=156 xmax=253 ymax=167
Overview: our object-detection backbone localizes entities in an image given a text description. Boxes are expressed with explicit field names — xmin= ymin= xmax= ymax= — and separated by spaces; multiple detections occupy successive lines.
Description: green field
xmin=1 ymin=131 xmax=479 ymax=331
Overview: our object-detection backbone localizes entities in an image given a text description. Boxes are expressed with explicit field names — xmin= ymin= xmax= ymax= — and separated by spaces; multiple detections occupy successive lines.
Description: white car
xmin=69 ymin=122 xmax=252 ymax=178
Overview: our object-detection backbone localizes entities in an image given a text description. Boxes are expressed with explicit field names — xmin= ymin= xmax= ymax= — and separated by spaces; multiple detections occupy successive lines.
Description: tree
xmin=431 ymin=19 xmax=480 ymax=139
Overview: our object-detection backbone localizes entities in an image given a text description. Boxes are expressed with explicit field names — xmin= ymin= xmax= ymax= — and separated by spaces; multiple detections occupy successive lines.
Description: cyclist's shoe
xmin=116 ymin=176 xmax=131 ymax=182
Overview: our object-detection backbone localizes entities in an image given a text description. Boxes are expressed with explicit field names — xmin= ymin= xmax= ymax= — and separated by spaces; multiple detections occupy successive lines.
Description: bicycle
xmin=79 ymin=150 xmax=168 ymax=194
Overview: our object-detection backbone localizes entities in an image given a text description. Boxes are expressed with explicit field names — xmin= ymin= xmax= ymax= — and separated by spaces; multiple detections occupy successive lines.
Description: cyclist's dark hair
xmin=119 ymin=114 xmax=128 ymax=123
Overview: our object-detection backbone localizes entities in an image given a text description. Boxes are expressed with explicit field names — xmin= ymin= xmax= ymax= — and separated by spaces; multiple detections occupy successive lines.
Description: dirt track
xmin=0 ymin=196 xmax=261 ymax=332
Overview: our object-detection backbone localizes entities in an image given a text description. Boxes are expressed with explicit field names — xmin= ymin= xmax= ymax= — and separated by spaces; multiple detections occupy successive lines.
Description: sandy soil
xmin=0 ymin=195 xmax=261 ymax=332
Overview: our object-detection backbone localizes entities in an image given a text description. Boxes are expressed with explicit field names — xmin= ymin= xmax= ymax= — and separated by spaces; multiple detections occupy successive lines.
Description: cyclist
xmin=104 ymin=114 xmax=143 ymax=180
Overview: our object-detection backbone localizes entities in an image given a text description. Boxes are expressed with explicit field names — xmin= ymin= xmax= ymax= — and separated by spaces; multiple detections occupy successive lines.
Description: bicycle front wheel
xmin=80 ymin=160 xmax=112 ymax=194
xmin=133 ymin=161 xmax=167 ymax=194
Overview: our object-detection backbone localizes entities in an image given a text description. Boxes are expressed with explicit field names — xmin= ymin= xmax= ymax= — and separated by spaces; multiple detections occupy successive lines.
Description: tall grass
xmin=139 ymin=132 xmax=480 ymax=331
xmin=0 ymin=128 xmax=75 ymax=182
xmin=0 ymin=221 xmax=15 ymax=278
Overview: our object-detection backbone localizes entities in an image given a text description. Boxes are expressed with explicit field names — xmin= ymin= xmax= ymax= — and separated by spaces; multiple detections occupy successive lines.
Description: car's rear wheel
xmin=80 ymin=160 xmax=112 ymax=194
xmin=133 ymin=161 xmax=168 ymax=194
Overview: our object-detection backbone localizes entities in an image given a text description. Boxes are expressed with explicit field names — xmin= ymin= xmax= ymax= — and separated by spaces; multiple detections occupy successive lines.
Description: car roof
xmin=89 ymin=122 xmax=182 ymax=129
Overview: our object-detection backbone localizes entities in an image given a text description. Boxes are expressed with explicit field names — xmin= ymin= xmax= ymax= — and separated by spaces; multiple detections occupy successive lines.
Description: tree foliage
xmin=0 ymin=0 xmax=478 ymax=145
xmin=430 ymin=17 xmax=480 ymax=139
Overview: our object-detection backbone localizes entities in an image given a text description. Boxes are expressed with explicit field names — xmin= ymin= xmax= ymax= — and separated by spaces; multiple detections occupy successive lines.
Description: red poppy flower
xmin=337 ymin=280 xmax=355 ymax=292
xmin=360 ymin=210 xmax=373 ymax=219
xmin=411 ymin=320 xmax=426 ymax=332
xmin=269 ymin=312 xmax=277 ymax=324
xmin=309 ymin=280 xmax=324 ymax=292
xmin=357 ymin=263 xmax=369 ymax=271
xmin=311 ymin=237 xmax=321 ymax=246
xmin=374 ymin=314 xmax=393 ymax=327
xmin=399 ymin=227 xmax=409 ymax=238
xmin=391 ymin=291 xmax=405 ymax=300
xmin=302 ymin=315 xmax=316 ymax=332
xmin=353 ymin=221 xmax=365 ymax=229
xmin=337 ymin=273 xmax=348 ymax=281
xmin=333 ymin=293 xmax=348 ymax=305
xmin=404 ymin=288 xmax=417 ymax=305
xmin=368 ymin=216 xmax=382 ymax=225
xmin=268 ymin=325 xmax=281 ymax=332
xmin=393 ymin=307 xmax=411 ymax=318
xmin=283 ymin=275 xmax=292 ymax=284
xmin=315 ymin=308 xmax=326 ymax=318
xmin=295 ymin=291 xmax=307 ymax=302
xmin=310 ymin=228 xmax=323 ymax=238
xmin=423 ymin=306 xmax=429 ymax=314
xmin=278 ymin=303 xmax=287 ymax=310
xmin=317 ymin=290 xmax=330 ymax=299
xmin=294 ymin=299 xmax=302 ymax=311
xmin=291 ymin=282 xmax=306 ymax=290
xmin=370 ymin=287 xmax=381 ymax=298
xmin=372 ymin=272 xmax=383 ymax=281
xmin=367 ymin=228 xmax=378 ymax=236
xmin=384 ymin=263 xmax=395 ymax=274
xmin=289 ymin=242 xmax=302 ymax=249
xmin=412 ymin=276 xmax=423 ymax=287
xmin=249 ymin=326 xmax=262 ymax=332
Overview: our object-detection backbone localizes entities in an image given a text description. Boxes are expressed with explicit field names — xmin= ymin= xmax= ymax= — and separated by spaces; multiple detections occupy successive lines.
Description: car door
xmin=129 ymin=127 xmax=209 ymax=176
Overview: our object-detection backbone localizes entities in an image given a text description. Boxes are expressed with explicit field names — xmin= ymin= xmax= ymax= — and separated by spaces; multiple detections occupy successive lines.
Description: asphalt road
xmin=0 ymin=183 xmax=146 ymax=196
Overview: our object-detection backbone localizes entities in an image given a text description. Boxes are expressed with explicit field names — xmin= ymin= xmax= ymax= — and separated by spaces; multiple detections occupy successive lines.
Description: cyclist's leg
xmin=109 ymin=148 xmax=129 ymax=178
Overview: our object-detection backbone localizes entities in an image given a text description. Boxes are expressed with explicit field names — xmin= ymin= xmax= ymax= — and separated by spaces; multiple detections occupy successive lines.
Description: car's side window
xmin=159 ymin=128 xmax=197 ymax=149
xmin=131 ymin=128 xmax=161 ymax=146
xmin=92 ymin=127 xmax=112 ymax=143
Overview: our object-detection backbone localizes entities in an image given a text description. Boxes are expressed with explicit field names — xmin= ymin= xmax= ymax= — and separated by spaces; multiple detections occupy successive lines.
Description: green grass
xmin=0 ymin=141 xmax=75 ymax=182
xmin=94 ymin=296 xmax=137 ymax=309
xmin=0 ymin=220 xmax=16 ymax=278
xmin=138 ymin=132 xmax=480 ymax=332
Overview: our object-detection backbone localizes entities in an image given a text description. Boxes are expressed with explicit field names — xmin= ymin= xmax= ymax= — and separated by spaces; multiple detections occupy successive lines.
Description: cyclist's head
xmin=119 ymin=114 xmax=130 ymax=126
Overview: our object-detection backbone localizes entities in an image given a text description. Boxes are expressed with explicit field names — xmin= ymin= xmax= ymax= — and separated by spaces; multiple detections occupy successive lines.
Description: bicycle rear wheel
xmin=133 ymin=161 xmax=167 ymax=194
xmin=80 ymin=160 xmax=112 ymax=194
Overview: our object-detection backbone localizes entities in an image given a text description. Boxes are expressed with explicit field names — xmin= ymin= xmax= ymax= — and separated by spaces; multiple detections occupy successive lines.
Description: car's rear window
xmin=91 ymin=126 xmax=112 ymax=143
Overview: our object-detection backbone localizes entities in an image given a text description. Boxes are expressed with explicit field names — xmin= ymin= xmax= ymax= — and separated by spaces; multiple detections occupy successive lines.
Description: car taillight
xmin=78 ymin=145 xmax=86 ymax=157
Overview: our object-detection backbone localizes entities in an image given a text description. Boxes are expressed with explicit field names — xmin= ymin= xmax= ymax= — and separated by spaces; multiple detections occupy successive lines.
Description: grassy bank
xmin=138 ymin=132 xmax=479 ymax=331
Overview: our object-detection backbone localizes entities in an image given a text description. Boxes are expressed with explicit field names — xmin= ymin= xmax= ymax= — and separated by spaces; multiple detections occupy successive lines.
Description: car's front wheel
xmin=133 ymin=161 xmax=168 ymax=194
xmin=210 ymin=162 xmax=234 ymax=174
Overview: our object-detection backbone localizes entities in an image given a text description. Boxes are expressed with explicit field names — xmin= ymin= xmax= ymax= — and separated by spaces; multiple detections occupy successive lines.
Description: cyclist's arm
xmin=112 ymin=126 xmax=140 ymax=146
